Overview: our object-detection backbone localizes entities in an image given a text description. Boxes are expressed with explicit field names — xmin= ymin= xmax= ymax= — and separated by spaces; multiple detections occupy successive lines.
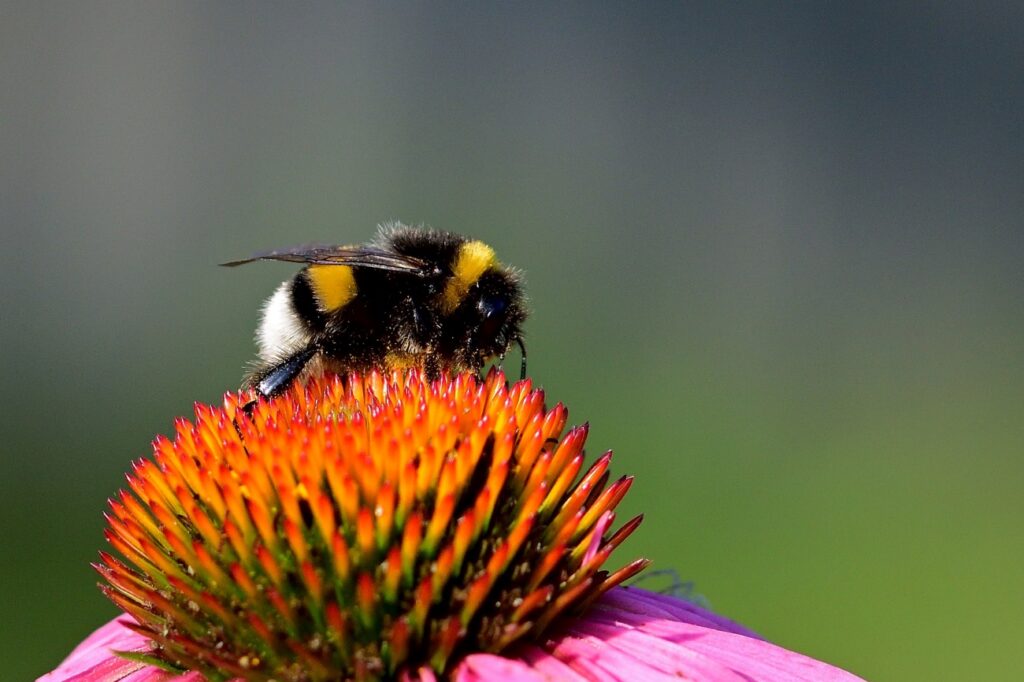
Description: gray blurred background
xmin=2 ymin=3 xmax=1022 ymax=680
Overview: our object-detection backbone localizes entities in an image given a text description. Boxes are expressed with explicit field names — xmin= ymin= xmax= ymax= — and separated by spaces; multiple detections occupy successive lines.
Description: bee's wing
xmin=221 ymin=245 xmax=433 ymax=275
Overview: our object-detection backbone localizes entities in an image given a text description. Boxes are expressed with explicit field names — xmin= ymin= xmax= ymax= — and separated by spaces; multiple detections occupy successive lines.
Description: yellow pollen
xmin=442 ymin=241 xmax=496 ymax=314
xmin=308 ymin=264 xmax=357 ymax=312
xmin=384 ymin=351 xmax=421 ymax=369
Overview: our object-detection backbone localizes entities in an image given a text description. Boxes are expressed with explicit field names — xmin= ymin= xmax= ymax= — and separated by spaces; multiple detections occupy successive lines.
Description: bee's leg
xmin=243 ymin=346 xmax=318 ymax=414
xmin=233 ymin=348 xmax=316 ymax=448
xmin=515 ymin=337 xmax=528 ymax=380
xmin=232 ymin=408 xmax=252 ymax=448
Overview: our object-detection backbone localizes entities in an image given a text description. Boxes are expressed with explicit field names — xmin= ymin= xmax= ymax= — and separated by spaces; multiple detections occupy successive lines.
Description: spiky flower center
xmin=99 ymin=370 xmax=647 ymax=681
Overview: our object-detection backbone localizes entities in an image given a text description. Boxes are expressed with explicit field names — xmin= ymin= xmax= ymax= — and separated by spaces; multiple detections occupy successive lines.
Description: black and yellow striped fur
xmin=223 ymin=224 xmax=527 ymax=398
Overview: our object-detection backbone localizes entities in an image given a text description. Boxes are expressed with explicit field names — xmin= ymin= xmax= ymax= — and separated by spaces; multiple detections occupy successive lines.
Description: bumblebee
xmin=223 ymin=224 xmax=528 ymax=398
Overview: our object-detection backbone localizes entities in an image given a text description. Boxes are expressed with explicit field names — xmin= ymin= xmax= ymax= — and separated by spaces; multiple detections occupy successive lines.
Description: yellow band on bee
xmin=308 ymin=264 xmax=357 ymax=312
xmin=442 ymin=240 xmax=496 ymax=313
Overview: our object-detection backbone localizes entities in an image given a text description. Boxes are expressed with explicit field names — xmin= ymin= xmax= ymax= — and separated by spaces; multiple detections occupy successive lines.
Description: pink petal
xmin=454 ymin=653 xmax=555 ymax=681
xmin=514 ymin=587 xmax=866 ymax=682
xmin=516 ymin=643 xmax=592 ymax=681
xmin=37 ymin=617 xmax=203 ymax=682
xmin=559 ymin=619 xmax=751 ymax=681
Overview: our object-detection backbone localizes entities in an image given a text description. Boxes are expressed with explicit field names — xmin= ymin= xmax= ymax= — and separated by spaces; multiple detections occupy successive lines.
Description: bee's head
xmin=438 ymin=239 xmax=527 ymax=367
xmin=466 ymin=268 xmax=526 ymax=360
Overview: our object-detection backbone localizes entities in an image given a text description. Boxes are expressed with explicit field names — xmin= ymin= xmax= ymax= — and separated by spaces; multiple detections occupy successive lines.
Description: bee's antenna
xmin=516 ymin=337 xmax=528 ymax=380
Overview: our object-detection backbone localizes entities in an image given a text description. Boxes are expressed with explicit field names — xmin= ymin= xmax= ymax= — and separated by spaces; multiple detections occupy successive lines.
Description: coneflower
xmin=41 ymin=370 xmax=864 ymax=681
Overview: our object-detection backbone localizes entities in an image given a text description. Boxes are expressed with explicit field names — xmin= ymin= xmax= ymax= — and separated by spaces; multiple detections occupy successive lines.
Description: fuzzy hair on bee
xmin=222 ymin=223 xmax=528 ymax=398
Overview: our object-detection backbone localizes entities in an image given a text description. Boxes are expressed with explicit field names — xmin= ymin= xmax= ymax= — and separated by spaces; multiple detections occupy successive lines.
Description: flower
xmin=42 ymin=587 xmax=864 ymax=681
xmin=40 ymin=370 xmax=866 ymax=681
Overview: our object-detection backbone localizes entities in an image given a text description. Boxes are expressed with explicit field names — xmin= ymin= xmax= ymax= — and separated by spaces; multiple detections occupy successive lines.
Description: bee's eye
xmin=478 ymin=293 xmax=508 ymax=320
xmin=476 ymin=292 xmax=510 ymax=347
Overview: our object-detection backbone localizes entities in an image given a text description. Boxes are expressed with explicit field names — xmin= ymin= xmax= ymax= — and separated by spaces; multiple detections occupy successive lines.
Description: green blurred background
xmin=3 ymin=3 xmax=1022 ymax=680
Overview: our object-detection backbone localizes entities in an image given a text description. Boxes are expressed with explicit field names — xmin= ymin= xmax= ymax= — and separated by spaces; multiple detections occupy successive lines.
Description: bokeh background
xmin=3 ymin=3 xmax=1022 ymax=680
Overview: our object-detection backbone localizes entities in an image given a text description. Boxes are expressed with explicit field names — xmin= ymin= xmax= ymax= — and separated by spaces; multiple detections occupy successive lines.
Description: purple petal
xmin=596 ymin=585 xmax=763 ymax=638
